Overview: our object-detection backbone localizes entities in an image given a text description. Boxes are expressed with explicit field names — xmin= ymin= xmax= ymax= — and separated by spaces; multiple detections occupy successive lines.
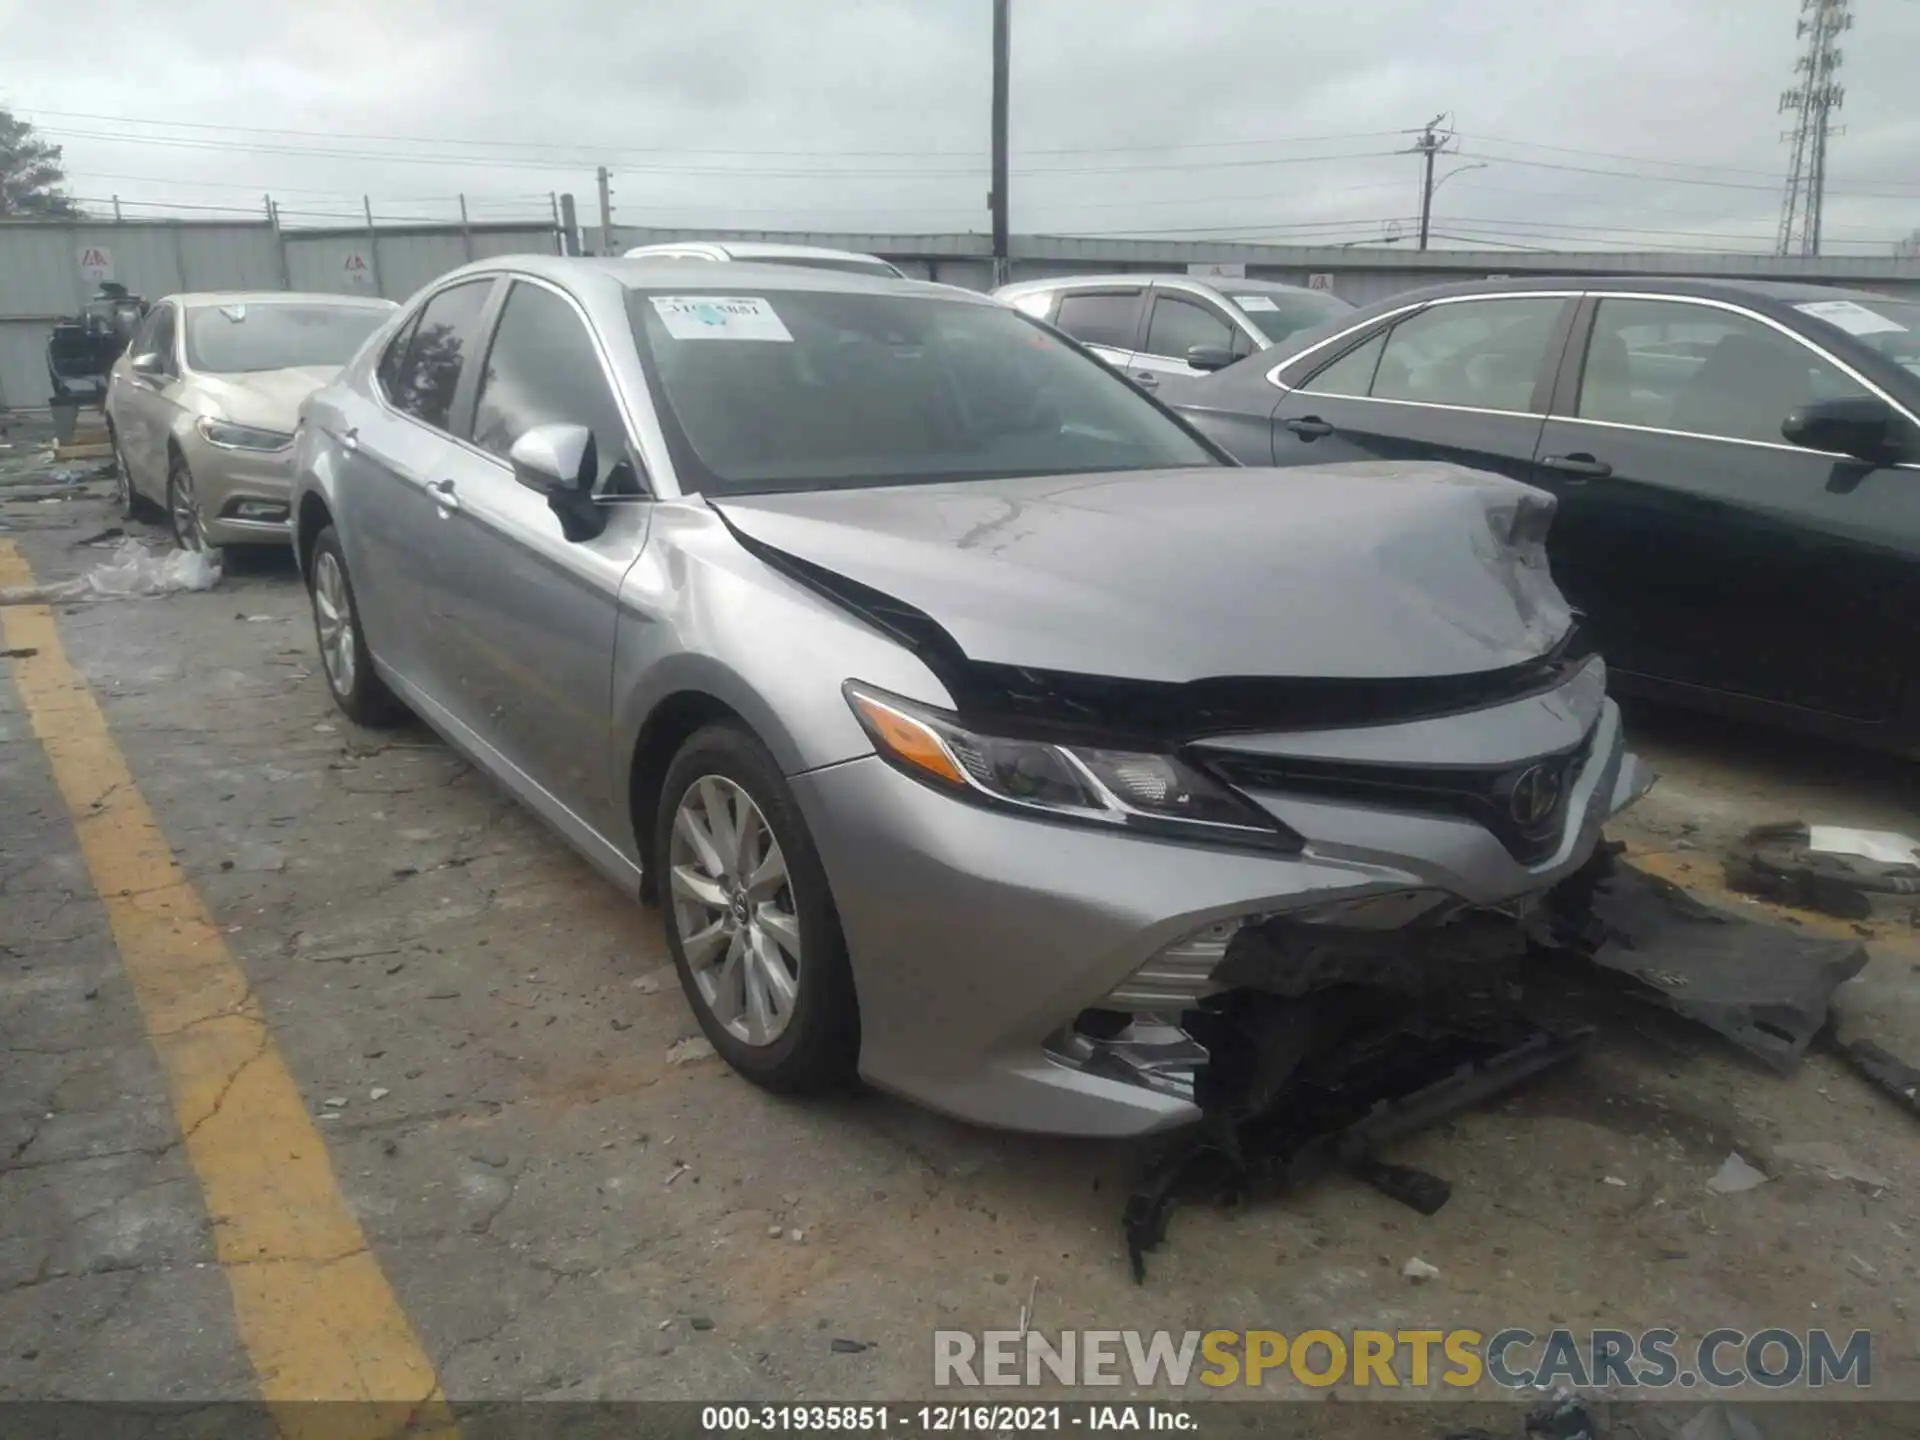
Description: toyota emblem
xmin=1508 ymin=763 xmax=1562 ymax=829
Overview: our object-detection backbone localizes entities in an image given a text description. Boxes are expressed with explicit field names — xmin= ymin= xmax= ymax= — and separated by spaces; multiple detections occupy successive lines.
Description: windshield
xmin=628 ymin=289 xmax=1219 ymax=496
xmin=1232 ymin=290 xmax=1356 ymax=348
xmin=184 ymin=303 xmax=391 ymax=374
xmin=747 ymin=255 xmax=903 ymax=278
xmin=1794 ymin=298 xmax=1920 ymax=380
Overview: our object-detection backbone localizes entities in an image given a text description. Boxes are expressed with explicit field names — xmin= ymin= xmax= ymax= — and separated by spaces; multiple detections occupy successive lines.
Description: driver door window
xmin=1141 ymin=294 xmax=1235 ymax=365
xmin=144 ymin=305 xmax=178 ymax=377
xmin=1577 ymin=297 xmax=1869 ymax=446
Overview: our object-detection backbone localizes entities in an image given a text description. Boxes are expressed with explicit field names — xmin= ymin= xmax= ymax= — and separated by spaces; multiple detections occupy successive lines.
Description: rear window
xmin=626 ymin=289 xmax=1218 ymax=496
xmin=185 ymin=303 xmax=392 ymax=374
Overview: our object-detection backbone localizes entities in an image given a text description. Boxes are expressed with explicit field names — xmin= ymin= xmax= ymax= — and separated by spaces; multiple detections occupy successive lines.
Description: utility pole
xmin=1777 ymin=0 xmax=1851 ymax=257
xmin=596 ymin=166 xmax=614 ymax=256
xmin=990 ymin=0 xmax=1011 ymax=286
xmin=559 ymin=193 xmax=580 ymax=257
xmin=1408 ymin=113 xmax=1452 ymax=252
xmin=458 ymin=193 xmax=474 ymax=262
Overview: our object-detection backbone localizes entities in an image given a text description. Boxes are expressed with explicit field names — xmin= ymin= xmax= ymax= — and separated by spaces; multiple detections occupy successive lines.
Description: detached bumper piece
xmin=1121 ymin=843 xmax=1878 ymax=1282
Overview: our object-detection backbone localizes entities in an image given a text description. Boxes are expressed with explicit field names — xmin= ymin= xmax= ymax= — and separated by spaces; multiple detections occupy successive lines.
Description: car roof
xmin=162 ymin=291 xmax=398 ymax=309
xmin=626 ymin=240 xmax=894 ymax=264
xmin=996 ymin=272 xmax=1330 ymax=299
xmin=435 ymin=253 xmax=988 ymax=303
xmin=1358 ymin=274 xmax=1912 ymax=309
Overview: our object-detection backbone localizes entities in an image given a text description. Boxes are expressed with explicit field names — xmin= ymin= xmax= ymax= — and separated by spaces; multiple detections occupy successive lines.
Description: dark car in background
xmin=993 ymin=274 xmax=1353 ymax=387
xmin=1159 ymin=277 xmax=1920 ymax=756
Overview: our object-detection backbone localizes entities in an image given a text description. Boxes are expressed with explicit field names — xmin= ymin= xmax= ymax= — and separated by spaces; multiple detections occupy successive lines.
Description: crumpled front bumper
xmin=792 ymin=694 xmax=1647 ymax=1138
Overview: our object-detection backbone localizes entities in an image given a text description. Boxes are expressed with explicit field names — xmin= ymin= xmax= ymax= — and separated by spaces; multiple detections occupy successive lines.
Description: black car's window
xmin=1579 ymin=298 xmax=1868 ymax=445
xmin=1795 ymin=298 xmax=1920 ymax=380
xmin=387 ymin=279 xmax=493 ymax=432
xmin=473 ymin=281 xmax=641 ymax=494
xmin=1371 ymin=297 xmax=1565 ymax=412
xmin=1302 ymin=331 xmax=1387 ymax=396
xmin=1052 ymin=290 xmax=1143 ymax=351
xmin=1143 ymin=295 xmax=1235 ymax=362
xmin=628 ymin=288 xmax=1218 ymax=496
xmin=145 ymin=305 xmax=178 ymax=374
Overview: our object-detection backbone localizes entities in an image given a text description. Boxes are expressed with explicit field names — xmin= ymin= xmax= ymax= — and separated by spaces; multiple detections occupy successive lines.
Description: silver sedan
xmin=106 ymin=292 xmax=396 ymax=550
xmin=291 ymin=257 xmax=1650 ymax=1137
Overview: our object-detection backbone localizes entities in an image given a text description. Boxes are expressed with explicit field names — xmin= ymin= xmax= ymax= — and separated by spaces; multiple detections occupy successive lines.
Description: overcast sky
xmin=5 ymin=0 xmax=1919 ymax=253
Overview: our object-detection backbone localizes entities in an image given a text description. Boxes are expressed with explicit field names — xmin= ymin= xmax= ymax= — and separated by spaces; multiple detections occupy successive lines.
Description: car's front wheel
xmin=108 ymin=424 xmax=158 ymax=522
xmin=307 ymin=524 xmax=407 ymax=728
xmin=166 ymin=453 xmax=212 ymax=553
xmin=655 ymin=723 xmax=859 ymax=1093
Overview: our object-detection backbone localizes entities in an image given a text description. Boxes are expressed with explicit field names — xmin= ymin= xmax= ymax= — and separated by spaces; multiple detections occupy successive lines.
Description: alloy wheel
xmin=311 ymin=550 xmax=357 ymax=697
xmin=667 ymin=775 xmax=802 ymax=1047
xmin=112 ymin=438 xmax=132 ymax=514
xmin=169 ymin=468 xmax=205 ymax=551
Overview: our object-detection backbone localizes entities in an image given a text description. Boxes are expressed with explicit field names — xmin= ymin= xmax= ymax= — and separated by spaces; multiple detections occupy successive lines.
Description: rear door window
xmin=386 ymin=279 xmax=494 ymax=433
xmin=1369 ymin=297 xmax=1567 ymax=412
xmin=1052 ymin=290 xmax=1144 ymax=351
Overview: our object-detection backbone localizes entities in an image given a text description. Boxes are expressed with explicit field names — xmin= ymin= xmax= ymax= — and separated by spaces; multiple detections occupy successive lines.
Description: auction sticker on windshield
xmin=651 ymin=295 xmax=793 ymax=342
xmin=1795 ymin=299 xmax=1905 ymax=336
xmin=1234 ymin=296 xmax=1281 ymax=312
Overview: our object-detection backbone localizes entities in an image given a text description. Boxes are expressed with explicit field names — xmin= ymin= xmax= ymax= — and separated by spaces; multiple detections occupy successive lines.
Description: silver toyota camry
xmin=291 ymin=256 xmax=1651 ymax=1137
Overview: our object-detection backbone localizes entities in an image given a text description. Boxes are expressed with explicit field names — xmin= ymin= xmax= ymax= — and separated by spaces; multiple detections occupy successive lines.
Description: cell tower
xmin=1776 ymin=0 xmax=1852 ymax=257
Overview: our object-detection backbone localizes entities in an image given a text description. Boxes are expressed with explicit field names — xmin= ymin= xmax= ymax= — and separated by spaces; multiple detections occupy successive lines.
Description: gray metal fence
xmin=2 ymin=217 xmax=560 ymax=413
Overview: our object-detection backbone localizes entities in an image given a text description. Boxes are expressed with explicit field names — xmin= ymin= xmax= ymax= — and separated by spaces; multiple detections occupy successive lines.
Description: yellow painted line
xmin=0 ymin=542 xmax=456 ymax=1440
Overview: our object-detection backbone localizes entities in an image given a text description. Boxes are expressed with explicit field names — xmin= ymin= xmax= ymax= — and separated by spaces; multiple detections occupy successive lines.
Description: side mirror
xmin=130 ymin=352 xmax=165 ymax=379
xmin=1186 ymin=343 xmax=1236 ymax=373
xmin=1782 ymin=395 xmax=1895 ymax=463
xmin=509 ymin=423 xmax=594 ymax=497
xmin=508 ymin=423 xmax=605 ymax=542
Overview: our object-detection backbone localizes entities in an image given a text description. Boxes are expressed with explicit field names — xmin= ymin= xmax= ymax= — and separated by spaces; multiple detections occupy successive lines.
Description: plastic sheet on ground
xmin=0 ymin=539 xmax=221 ymax=605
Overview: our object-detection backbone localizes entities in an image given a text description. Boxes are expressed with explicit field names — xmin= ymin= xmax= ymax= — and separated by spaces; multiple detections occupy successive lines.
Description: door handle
xmin=1284 ymin=416 xmax=1334 ymax=440
xmin=1539 ymin=453 xmax=1613 ymax=480
xmin=427 ymin=478 xmax=461 ymax=513
xmin=1131 ymin=371 xmax=1160 ymax=390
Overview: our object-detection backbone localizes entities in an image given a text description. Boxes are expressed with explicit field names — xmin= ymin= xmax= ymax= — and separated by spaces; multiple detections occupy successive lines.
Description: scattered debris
xmin=322 ymin=1096 xmax=348 ymax=1110
xmin=471 ymin=1151 xmax=509 ymax=1169
xmin=767 ymin=1224 xmax=783 ymax=1238
xmin=787 ymin=1228 xmax=805 ymax=1244
xmin=1 ymin=647 xmax=36 ymax=660
xmin=1850 ymin=1253 xmax=1878 ymax=1278
xmin=829 ymin=1338 xmax=870 ymax=1354
xmin=1401 ymin=1257 xmax=1440 ymax=1282
xmin=631 ymin=967 xmax=673 ymax=995
xmin=236 ymin=613 xmax=281 ymax=623
xmin=1725 ymin=820 xmax=1919 ymax=919
xmin=689 ymin=1316 xmax=714 ymax=1332
xmin=667 ymin=1036 xmax=716 ymax=1065
xmin=369 ymin=1086 xmax=390 ymax=1101
xmin=1602 ymin=1175 xmax=1627 ymax=1187
xmin=0 ymin=539 xmax=220 ymax=605
xmin=1675 ymin=1402 xmax=1765 ymax=1440
xmin=1821 ymin=1031 xmax=1920 ymax=1123
xmin=68 ymin=526 xmax=124 ymax=548
xmin=1524 ymin=1392 xmax=1599 ymax=1440
xmin=1772 ymin=1141 xmax=1892 ymax=1189
xmin=1706 ymin=1152 xmax=1769 ymax=1194
xmin=665 ymin=1163 xmax=691 ymax=1186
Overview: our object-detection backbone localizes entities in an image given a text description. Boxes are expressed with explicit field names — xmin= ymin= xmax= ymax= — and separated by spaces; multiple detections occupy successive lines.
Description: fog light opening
xmin=1047 ymin=1009 xmax=1208 ymax=1102
xmin=226 ymin=500 xmax=290 ymax=523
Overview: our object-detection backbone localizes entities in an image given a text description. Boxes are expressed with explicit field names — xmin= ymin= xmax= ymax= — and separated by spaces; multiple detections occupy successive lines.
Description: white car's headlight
xmin=844 ymin=682 xmax=1300 ymax=850
xmin=196 ymin=416 xmax=293 ymax=451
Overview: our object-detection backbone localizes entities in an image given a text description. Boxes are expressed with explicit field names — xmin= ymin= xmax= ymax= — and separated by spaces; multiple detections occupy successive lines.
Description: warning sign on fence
xmin=342 ymin=251 xmax=373 ymax=286
xmin=78 ymin=245 xmax=114 ymax=284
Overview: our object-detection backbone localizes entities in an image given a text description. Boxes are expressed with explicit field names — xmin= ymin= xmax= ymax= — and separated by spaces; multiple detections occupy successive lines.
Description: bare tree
xmin=0 ymin=110 xmax=81 ymax=218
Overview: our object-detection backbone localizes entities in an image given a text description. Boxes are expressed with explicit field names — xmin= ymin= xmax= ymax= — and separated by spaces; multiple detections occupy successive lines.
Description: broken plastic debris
xmin=1602 ymin=1175 xmax=1627 ymax=1187
xmin=1401 ymin=1257 xmax=1439 ymax=1281
xmin=369 ymin=1086 xmax=390 ymax=1101
xmin=667 ymin=1036 xmax=716 ymax=1065
xmin=0 ymin=539 xmax=219 ymax=605
xmin=1772 ymin=1141 xmax=1892 ymax=1189
xmin=1806 ymin=826 xmax=1920 ymax=868
xmin=322 ymin=1096 xmax=348 ymax=1109
xmin=1706 ymin=1152 xmax=1768 ymax=1194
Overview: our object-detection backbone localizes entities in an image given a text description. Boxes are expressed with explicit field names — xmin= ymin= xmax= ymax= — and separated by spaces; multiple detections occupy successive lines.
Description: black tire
xmin=107 ymin=423 xmax=160 ymax=522
xmin=654 ymin=722 xmax=860 ymax=1094
xmin=306 ymin=524 xmax=408 ymax=728
xmin=165 ymin=452 xmax=213 ymax=553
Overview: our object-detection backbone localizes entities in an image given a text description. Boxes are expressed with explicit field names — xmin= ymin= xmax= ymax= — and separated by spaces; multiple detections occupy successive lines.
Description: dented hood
xmin=712 ymin=461 xmax=1573 ymax=683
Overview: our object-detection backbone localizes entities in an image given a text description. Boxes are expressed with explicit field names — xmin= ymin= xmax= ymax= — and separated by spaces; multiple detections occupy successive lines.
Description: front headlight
xmin=196 ymin=416 xmax=294 ymax=451
xmin=844 ymin=682 xmax=1300 ymax=850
